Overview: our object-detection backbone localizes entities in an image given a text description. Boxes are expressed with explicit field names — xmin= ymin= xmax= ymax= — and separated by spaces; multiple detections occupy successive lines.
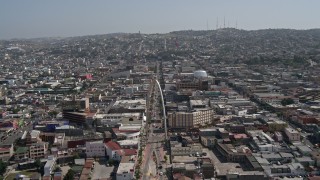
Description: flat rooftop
xmin=117 ymin=162 xmax=134 ymax=174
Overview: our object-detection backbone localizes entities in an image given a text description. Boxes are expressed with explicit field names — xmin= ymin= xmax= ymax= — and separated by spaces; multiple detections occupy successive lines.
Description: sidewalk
xmin=141 ymin=144 xmax=151 ymax=170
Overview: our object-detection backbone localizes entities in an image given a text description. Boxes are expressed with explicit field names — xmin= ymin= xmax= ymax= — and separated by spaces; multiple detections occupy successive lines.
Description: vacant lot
xmin=92 ymin=161 xmax=114 ymax=180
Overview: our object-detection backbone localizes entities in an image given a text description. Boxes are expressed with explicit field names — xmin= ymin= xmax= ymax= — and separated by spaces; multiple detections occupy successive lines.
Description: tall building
xmin=29 ymin=142 xmax=48 ymax=159
xmin=62 ymin=97 xmax=89 ymax=124
xmin=168 ymin=109 xmax=214 ymax=129
xmin=62 ymin=97 xmax=89 ymax=112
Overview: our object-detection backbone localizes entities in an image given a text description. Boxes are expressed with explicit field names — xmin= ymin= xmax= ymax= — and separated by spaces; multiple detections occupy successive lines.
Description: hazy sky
xmin=1 ymin=0 xmax=320 ymax=39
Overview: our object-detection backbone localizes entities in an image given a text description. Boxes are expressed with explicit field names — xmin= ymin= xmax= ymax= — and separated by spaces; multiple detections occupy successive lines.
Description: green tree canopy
xmin=281 ymin=98 xmax=295 ymax=106
xmin=63 ymin=169 xmax=75 ymax=180
xmin=0 ymin=160 xmax=7 ymax=176
xmin=35 ymin=158 xmax=42 ymax=171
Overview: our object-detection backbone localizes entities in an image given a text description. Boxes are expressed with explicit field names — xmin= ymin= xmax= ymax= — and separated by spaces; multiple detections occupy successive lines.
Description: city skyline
xmin=1 ymin=0 xmax=320 ymax=39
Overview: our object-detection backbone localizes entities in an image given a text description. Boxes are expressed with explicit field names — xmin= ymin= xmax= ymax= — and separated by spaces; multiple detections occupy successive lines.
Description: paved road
xmin=141 ymin=62 xmax=169 ymax=180
xmin=1 ymin=123 xmax=33 ymax=145
xmin=141 ymin=77 xmax=157 ymax=180
xmin=142 ymin=125 xmax=158 ymax=180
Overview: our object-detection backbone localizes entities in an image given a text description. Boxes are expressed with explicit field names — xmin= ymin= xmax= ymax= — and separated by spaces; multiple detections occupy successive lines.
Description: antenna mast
xmin=216 ymin=17 xmax=219 ymax=30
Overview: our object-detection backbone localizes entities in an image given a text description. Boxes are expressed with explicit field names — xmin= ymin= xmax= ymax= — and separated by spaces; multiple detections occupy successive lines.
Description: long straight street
xmin=141 ymin=62 xmax=169 ymax=180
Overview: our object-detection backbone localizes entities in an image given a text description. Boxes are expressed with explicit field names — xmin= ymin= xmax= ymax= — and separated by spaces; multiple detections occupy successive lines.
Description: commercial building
xmin=14 ymin=147 xmax=29 ymax=161
xmin=284 ymin=127 xmax=300 ymax=142
xmin=216 ymin=143 xmax=248 ymax=162
xmin=200 ymin=136 xmax=216 ymax=148
xmin=108 ymin=99 xmax=146 ymax=114
xmin=85 ymin=140 xmax=105 ymax=158
xmin=171 ymin=144 xmax=202 ymax=156
xmin=62 ymin=97 xmax=90 ymax=124
xmin=62 ymin=97 xmax=90 ymax=111
xmin=0 ymin=144 xmax=14 ymax=161
xmin=62 ymin=111 xmax=87 ymax=125
xmin=105 ymin=141 xmax=122 ymax=161
xmin=176 ymin=79 xmax=208 ymax=91
xmin=168 ymin=109 xmax=214 ymax=129
xmin=29 ymin=142 xmax=48 ymax=159
xmin=246 ymin=130 xmax=279 ymax=152
xmin=44 ymin=156 xmax=57 ymax=176
xmin=116 ymin=162 xmax=135 ymax=180
xmin=95 ymin=112 xmax=141 ymax=126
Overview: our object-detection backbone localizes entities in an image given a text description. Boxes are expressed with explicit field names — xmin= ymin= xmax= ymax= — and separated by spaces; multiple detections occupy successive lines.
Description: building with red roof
xmin=105 ymin=141 xmax=122 ymax=161
xmin=123 ymin=149 xmax=137 ymax=156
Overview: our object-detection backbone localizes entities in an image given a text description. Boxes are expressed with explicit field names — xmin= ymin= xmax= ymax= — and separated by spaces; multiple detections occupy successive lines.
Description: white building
xmin=95 ymin=113 xmax=141 ymax=126
xmin=44 ymin=156 xmax=56 ymax=176
xmin=116 ymin=162 xmax=135 ymax=180
xmin=118 ymin=140 xmax=139 ymax=149
xmin=247 ymin=130 xmax=278 ymax=152
xmin=105 ymin=141 xmax=122 ymax=161
xmin=85 ymin=140 xmax=105 ymax=158
xmin=236 ymin=109 xmax=248 ymax=116
xmin=125 ymin=132 xmax=140 ymax=140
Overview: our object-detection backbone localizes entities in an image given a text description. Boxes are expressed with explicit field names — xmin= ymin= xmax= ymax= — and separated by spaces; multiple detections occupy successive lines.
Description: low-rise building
xmin=200 ymin=136 xmax=216 ymax=148
xmin=310 ymin=151 xmax=320 ymax=167
xmin=171 ymin=144 xmax=202 ymax=156
xmin=105 ymin=141 xmax=122 ymax=161
xmin=216 ymin=143 xmax=247 ymax=162
xmin=14 ymin=147 xmax=29 ymax=161
xmin=284 ymin=127 xmax=300 ymax=142
xmin=296 ymin=144 xmax=313 ymax=156
xmin=44 ymin=156 xmax=56 ymax=176
xmin=0 ymin=144 xmax=14 ymax=161
xmin=116 ymin=162 xmax=134 ymax=180
xmin=79 ymin=158 xmax=95 ymax=180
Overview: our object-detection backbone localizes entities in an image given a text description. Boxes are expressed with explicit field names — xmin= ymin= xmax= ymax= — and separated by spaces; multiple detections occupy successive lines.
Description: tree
xmin=54 ymin=166 xmax=62 ymax=172
xmin=73 ymin=153 xmax=80 ymax=159
xmin=276 ymin=112 xmax=283 ymax=117
xmin=108 ymin=159 xmax=115 ymax=166
xmin=64 ymin=169 xmax=75 ymax=180
xmin=281 ymin=98 xmax=295 ymax=106
xmin=48 ymin=111 xmax=58 ymax=118
xmin=35 ymin=158 xmax=42 ymax=171
xmin=12 ymin=108 xmax=20 ymax=114
xmin=135 ymin=169 xmax=141 ymax=179
xmin=0 ymin=160 xmax=7 ymax=176
xmin=164 ymin=155 xmax=168 ymax=163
